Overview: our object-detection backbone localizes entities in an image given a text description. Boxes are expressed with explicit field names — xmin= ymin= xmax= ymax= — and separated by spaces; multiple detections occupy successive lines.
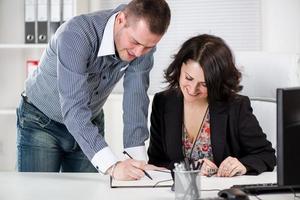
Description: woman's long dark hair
xmin=164 ymin=34 xmax=242 ymax=102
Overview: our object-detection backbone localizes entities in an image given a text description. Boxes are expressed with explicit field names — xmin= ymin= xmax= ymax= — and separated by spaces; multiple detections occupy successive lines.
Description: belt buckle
xmin=21 ymin=92 xmax=29 ymax=102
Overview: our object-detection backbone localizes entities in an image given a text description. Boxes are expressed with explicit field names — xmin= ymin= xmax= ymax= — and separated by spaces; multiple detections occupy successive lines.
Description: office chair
xmin=250 ymin=97 xmax=277 ymax=152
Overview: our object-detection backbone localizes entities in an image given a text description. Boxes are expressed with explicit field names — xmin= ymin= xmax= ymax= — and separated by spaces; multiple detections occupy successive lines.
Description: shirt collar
xmin=97 ymin=12 xmax=118 ymax=57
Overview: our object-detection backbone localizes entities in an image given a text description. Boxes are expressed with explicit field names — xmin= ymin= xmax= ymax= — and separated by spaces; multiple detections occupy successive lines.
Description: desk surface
xmin=0 ymin=171 xmax=297 ymax=200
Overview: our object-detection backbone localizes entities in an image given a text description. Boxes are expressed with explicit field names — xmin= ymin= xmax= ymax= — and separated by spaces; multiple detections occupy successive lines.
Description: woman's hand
xmin=199 ymin=158 xmax=218 ymax=176
xmin=217 ymin=156 xmax=247 ymax=177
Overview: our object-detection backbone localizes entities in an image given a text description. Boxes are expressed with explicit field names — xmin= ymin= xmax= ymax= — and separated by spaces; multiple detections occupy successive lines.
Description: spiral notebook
xmin=110 ymin=169 xmax=173 ymax=188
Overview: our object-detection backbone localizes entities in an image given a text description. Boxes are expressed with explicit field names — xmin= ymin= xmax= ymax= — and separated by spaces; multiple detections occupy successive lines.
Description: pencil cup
xmin=174 ymin=169 xmax=201 ymax=200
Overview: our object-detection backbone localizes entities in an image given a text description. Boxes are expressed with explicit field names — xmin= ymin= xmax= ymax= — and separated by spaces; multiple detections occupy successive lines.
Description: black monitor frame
xmin=277 ymin=87 xmax=300 ymax=186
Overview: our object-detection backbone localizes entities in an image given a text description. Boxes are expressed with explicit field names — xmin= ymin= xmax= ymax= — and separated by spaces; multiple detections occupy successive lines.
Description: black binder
xmin=37 ymin=0 xmax=48 ymax=43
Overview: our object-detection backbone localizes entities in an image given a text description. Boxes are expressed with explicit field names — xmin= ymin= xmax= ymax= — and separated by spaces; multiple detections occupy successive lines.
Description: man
xmin=16 ymin=0 xmax=170 ymax=180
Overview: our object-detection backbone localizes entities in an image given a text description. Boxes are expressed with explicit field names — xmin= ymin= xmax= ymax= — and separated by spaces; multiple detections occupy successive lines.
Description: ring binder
xmin=62 ymin=0 xmax=74 ymax=23
xmin=49 ymin=0 xmax=61 ymax=40
xmin=37 ymin=0 xmax=48 ymax=43
xmin=26 ymin=60 xmax=39 ymax=78
xmin=25 ymin=0 xmax=37 ymax=43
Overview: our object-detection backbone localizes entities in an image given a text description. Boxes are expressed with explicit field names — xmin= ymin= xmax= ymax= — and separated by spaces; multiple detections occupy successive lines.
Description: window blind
xmin=94 ymin=0 xmax=261 ymax=94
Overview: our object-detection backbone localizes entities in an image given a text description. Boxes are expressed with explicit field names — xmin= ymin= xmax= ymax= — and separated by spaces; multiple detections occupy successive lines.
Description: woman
xmin=147 ymin=34 xmax=276 ymax=177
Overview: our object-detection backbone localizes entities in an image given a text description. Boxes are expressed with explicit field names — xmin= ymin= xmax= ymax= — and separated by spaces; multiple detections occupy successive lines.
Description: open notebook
xmin=110 ymin=169 xmax=173 ymax=188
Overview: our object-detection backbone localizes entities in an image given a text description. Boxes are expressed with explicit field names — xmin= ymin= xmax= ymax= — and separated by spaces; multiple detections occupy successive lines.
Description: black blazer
xmin=147 ymin=89 xmax=276 ymax=175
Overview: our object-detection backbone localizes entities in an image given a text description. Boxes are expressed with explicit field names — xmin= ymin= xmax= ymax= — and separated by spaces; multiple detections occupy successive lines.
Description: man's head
xmin=114 ymin=0 xmax=171 ymax=62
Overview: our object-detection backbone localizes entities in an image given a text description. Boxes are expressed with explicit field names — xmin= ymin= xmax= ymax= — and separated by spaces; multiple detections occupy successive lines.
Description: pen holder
xmin=174 ymin=169 xmax=201 ymax=200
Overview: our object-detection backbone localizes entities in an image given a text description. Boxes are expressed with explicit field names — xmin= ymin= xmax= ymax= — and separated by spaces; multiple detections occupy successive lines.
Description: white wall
xmin=0 ymin=111 xmax=17 ymax=171
xmin=261 ymin=0 xmax=300 ymax=53
xmin=103 ymin=94 xmax=153 ymax=159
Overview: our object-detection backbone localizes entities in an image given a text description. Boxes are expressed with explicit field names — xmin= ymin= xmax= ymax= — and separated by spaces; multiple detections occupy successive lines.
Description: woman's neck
xmin=183 ymin=98 xmax=209 ymax=142
xmin=184 ymin=98 xmax=208 ymax=109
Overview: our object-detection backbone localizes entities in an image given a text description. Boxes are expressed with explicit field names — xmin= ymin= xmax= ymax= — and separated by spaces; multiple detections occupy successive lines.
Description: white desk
xmin=0 ymin=172 xmax=297 ymax=200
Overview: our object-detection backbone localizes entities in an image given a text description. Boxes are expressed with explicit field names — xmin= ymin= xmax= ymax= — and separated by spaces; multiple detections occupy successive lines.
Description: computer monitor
xmin=277 ymin=87 xmax=300 ymax=186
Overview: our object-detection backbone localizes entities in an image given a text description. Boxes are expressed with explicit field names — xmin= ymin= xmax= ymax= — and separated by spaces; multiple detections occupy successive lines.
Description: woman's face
xmin=179 ymin=59 xmax=208 ymax=103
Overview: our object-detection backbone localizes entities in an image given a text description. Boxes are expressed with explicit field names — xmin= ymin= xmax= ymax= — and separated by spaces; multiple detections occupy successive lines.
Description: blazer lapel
xmin=210 ymin=101 xmax=228 ymax=166
xmin=164 ymin=91 xmax=185 ymax=162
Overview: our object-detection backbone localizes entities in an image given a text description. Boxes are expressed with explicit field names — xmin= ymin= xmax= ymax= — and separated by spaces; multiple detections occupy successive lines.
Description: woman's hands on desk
xmin=217 ymin=156 xmax=247 ymax=177
xmin=199 ymin=158 xmax=218 ymax=176
xmin=199 ymin=156 xmax=247 ymax=177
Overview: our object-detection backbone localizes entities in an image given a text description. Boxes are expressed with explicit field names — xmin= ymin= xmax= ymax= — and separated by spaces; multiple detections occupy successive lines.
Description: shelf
xmin=0 ymin=44 xmax=47 ymax=49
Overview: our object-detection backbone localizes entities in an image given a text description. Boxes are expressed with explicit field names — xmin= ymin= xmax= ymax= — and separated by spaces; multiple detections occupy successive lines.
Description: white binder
xmin=62 ymin=0 xmax=73 ymax=23
xmin=25 ymin=0 xmax=37 ymax=43
xmin=49 ymin=0 xmax=61 ymax=40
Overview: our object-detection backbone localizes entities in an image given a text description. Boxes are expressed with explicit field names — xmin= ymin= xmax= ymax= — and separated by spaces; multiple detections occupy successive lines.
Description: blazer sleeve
xmin=147 ymin=94 xmax=170 ymax=168
xmin=237 ymin=96 xmax=276 ymax=174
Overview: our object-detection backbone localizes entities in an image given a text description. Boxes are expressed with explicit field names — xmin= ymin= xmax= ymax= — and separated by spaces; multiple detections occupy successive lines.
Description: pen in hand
xmin=122 ymin=151 xmax=153 ymax=180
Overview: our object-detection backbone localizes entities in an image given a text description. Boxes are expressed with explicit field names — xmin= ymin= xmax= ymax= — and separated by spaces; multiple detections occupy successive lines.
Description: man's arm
xmin=122 ymin=48 xmax=156 ymax=160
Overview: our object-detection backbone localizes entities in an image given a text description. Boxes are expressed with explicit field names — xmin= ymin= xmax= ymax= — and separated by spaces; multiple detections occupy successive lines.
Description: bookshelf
xmin=0 ymin=0 xmax=90 ymax=109
xmin=0 ymin=0 xmax=90 ymax=171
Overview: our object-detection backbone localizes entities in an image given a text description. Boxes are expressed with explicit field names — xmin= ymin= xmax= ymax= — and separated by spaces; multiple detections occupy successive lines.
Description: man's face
xmin=114 ymin=12 xmax=162 ymax=62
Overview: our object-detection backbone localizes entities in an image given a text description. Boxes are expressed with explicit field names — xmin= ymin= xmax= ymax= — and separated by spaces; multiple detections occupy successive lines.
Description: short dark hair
xmin=164 ymin=34 xmax=243 ymax=102
xmin=124 ymin=0 xmax=171 ymax=35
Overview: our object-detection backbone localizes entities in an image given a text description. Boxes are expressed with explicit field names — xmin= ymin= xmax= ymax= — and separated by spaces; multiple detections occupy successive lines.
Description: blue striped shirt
xmin=25 ymin=5 xmax=155 ymax=173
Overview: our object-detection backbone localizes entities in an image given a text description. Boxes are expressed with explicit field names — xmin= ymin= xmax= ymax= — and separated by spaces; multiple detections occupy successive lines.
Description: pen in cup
xmin=122 ymin=151 xmax=153 ymax=180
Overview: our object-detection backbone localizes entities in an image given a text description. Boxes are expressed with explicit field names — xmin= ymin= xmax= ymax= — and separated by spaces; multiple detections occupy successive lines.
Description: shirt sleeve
xmin=122 ymin=48 xmax=156 ymax=160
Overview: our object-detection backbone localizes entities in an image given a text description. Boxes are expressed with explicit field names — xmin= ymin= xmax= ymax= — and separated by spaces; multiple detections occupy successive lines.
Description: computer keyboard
xmin=231 ymin=183 xmax=300 ymax=194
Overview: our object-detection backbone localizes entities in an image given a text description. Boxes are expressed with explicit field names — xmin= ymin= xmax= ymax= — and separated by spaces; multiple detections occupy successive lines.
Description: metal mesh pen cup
xmin=174 ymin=169 xmax=201 ymax=200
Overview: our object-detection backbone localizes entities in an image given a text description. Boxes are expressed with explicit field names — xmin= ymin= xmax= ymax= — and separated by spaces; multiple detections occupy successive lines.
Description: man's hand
xmin=217 ymin=156 xmax=247 ymax=177
xmin=107 ymin=159 xmax=147 ymax=181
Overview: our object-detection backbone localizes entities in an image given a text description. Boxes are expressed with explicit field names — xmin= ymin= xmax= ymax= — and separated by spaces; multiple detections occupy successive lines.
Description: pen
xmin=122 ymin=151 xmax=153 ymax=180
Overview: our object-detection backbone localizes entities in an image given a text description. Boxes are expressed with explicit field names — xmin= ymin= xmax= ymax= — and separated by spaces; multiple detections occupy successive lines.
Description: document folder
xmin=25 ymin=0 xmax=37 ymax=43
xmin=62 ymin=0 xmax=74 ymax=23
xmin=110 ymin=170 xmax=173 ymax=188
xmin=37 ymin=0 xmax=48 ymax=43
xmin=49 ymin=0 xmax=61 ymax=40
xmin=26 ymin=60 xmax=39 ymax=78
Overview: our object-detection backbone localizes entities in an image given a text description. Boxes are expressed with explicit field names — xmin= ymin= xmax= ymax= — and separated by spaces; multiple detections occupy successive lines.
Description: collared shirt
xmin=25 ymin=5 xmax=155 ymax=174
xmin=97 ymin=12 xmax=117 ymax=57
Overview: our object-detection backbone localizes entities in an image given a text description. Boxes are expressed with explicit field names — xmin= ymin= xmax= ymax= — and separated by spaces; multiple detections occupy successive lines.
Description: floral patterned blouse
xmin=182 ymin=109 xmax=214 ymax=162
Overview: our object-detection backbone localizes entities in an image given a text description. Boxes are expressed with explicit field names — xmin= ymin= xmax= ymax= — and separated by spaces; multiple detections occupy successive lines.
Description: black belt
xmin=21 ymin=92 xmax=31 ymax=103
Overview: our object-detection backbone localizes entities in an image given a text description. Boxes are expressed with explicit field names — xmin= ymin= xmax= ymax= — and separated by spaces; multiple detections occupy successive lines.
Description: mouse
xmin=218 ymin=188 xmax=249 ymax=200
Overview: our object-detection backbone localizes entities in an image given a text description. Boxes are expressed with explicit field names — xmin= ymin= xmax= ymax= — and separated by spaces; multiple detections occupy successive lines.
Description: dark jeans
xmin=16 ymin=95 xmax=103 ymax=172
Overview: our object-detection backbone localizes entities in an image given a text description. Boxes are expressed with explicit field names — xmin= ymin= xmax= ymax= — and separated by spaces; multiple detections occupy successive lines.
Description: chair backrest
xmin=250 ymin=98 xmax=277 ymax=152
